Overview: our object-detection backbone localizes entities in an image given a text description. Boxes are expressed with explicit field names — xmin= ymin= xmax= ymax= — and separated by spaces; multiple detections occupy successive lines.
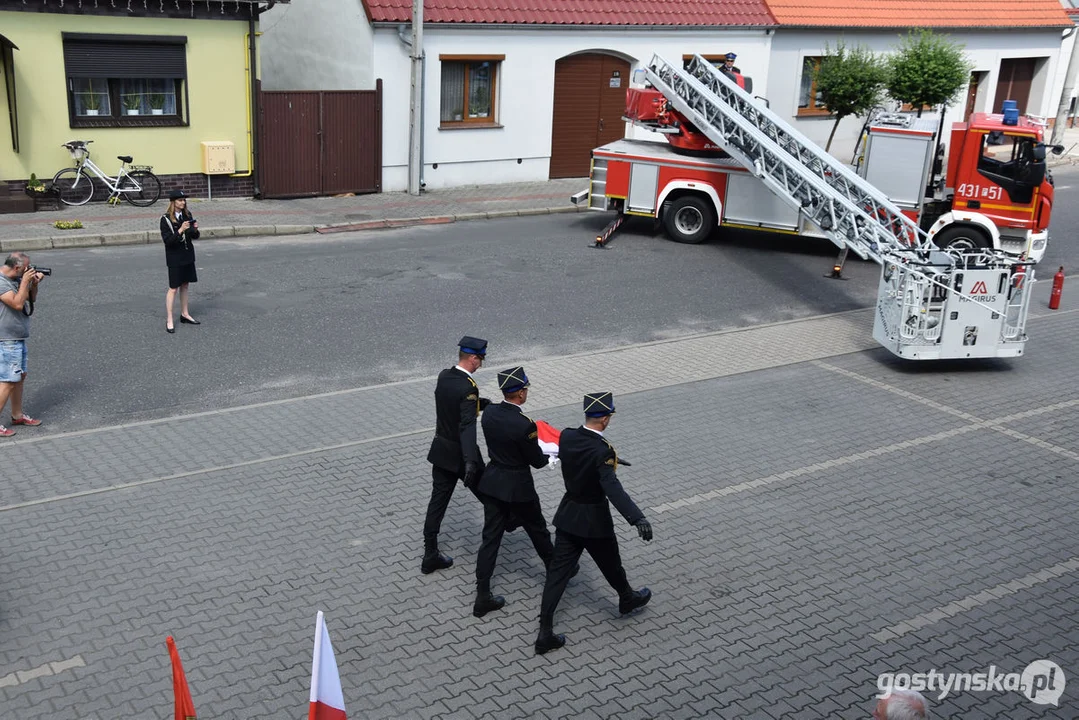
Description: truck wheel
xmin=664 ymin=195 xmax=715 ymax=245
xmin=934 ymin=225 xmax=990 ymax=253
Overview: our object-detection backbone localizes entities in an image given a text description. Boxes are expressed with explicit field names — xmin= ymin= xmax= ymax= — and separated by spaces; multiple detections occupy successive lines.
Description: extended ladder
xmin=645 ymin=54 xmax=932 ymax=266
xmin=641 ymin=54 xmax=1032 ymax=360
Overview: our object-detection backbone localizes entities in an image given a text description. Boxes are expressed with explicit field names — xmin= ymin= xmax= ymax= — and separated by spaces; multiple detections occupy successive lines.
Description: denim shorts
xmin=0 ymin=340 xmax=27 ymax=383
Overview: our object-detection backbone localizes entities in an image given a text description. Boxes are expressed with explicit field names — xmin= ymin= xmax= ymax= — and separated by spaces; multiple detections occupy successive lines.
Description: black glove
xmin=478 ymin=397 xmax=491 ymax=411
xmin=463 ymin=461 xmax=480 ymax=489
xmin=634 ymin=518 xmax=652 ymax=542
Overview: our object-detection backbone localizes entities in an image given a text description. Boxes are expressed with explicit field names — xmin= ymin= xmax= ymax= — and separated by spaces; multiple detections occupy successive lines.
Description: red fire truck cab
xmin=573 ymin=89 xmax=1060 ymax=263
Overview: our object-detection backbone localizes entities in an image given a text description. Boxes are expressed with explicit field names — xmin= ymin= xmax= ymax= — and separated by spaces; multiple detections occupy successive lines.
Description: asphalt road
xmin=13 ymin=164 xmax=1079 ymax=432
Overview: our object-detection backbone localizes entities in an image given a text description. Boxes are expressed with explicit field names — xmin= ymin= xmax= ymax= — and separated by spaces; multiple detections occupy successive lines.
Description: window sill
xmin=795 ymin=109 xmax=832 ymax=118
xmin=439 ymin=122 xmax=503 ymax=131
xmin=70 ymin=116 xmax=189 ymax=129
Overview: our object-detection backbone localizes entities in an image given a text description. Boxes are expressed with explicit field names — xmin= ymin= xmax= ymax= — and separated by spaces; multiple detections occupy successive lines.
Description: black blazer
xmin=426 ymin=367 xmax=487 ymax=476
xmin=552 ymin=426 xmax=643 ymax=538
xmin=160 ymin=210 xmax=200 ymax=267
xmin=478 ymin=401 xmax=551 ymax=503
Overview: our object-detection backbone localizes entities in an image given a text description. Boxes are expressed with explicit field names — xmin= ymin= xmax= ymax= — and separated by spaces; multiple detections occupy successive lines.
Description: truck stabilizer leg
xmin=827 ymin=246 xmax=850 ymax=280
xmin=594 ymin=213 xmax=625 ymax=248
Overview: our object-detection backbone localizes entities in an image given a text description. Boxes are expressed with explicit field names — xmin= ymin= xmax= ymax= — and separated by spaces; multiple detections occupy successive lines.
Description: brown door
xmin=964 ymin=71 xmax=986 ymax=118
xmin=550 ymin=53 xmax=631 ymax=178
xmin=995 ymin=58 xmax=1036 ymax=115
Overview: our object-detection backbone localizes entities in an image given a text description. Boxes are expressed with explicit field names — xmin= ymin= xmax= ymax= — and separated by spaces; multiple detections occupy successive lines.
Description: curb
xmin=0 ymin=206 xmax=585 ymax=252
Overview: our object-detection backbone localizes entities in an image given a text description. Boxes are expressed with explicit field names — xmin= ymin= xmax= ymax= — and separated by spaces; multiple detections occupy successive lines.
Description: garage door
xmin=550 ymin=53 xmax=631 ymax=179
xmin=995 ymin=58 xmax=1036 ymax=115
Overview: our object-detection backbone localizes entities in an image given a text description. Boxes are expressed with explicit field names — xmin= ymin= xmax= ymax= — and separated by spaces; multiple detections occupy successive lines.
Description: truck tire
xmin=934 ymin=225 xmax=990 ymax=253
xmin=663 ymin=195 xmax=715 ymax=245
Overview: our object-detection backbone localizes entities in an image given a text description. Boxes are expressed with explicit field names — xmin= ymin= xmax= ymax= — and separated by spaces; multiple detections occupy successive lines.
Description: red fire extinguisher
xmin=1049 ymin=266 xmax=1065 ymax=310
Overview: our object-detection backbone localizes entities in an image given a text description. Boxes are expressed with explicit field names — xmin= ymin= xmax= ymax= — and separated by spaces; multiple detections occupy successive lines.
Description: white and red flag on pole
xmin=308 ymin=611 xmax=347 ymax=720
xmin=535 ymin=420 xmax=561 ymax=459
xmin=166 ymin=636 xmax=197 ymax=720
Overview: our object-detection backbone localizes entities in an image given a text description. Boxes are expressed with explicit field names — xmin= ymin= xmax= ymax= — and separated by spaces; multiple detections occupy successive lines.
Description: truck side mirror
xmin=1051 ymin=144 xmax=1065 ymax=156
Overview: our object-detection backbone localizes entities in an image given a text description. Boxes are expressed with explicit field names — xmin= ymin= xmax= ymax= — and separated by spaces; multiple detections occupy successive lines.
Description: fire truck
xmin=569 ymin=54 xmax=1065 ymax=360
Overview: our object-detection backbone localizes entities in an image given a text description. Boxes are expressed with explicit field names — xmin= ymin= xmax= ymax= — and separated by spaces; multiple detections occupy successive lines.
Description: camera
xmin=30 ymin=267 xmax=52 ymax=276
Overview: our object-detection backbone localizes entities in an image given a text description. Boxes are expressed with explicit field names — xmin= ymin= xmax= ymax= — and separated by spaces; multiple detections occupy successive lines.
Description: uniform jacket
xmin=478 ymin=401 xmax=551 ymax=503
xmin=427 ymin=367 xmax=485 ymax=476
xmin=552 ymin=426 xmax=644 ymax=538
xmin=160 ymin=209 xmax=200 ymax=268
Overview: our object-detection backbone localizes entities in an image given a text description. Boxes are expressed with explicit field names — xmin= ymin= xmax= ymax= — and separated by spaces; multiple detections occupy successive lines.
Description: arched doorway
xmin=550 ymin=53 xmax=632 ymax=178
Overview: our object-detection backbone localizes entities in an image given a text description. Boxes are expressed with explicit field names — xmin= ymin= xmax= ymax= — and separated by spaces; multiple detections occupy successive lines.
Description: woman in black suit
xmin=160 ymin=189 xmax=201 ymax=333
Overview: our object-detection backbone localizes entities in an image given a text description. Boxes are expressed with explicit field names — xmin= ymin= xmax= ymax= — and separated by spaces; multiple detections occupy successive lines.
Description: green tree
xmin=814 ymin=42 xmax=888 ymax=151
xmin=886 ymin=29 xmax=971 ymax=117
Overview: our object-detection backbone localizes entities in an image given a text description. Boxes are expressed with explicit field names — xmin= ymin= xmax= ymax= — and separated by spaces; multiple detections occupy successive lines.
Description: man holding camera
xmin=0 ymin=253 xmax=46 ymax=437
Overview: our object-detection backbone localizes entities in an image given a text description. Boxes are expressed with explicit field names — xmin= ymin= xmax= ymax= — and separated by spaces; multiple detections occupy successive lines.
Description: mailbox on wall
xmin=201 ymin=141 xmax=236 ymax=174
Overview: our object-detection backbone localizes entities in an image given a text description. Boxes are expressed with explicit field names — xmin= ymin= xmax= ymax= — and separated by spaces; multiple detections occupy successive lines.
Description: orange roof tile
xmin=765 ymin=0 xmax=1071 ymax=28
xmin=364 ymin=0 xmax=777 ymax=26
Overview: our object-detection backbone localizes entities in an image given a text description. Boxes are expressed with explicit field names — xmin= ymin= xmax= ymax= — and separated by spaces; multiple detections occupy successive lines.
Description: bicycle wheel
xmin=52 ymin=167 xmax=95 ymax=206
xmin=120 ymin=170 xmax=162 ymax=207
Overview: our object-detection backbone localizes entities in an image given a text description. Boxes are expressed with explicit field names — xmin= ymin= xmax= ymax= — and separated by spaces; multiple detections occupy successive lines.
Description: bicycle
xmin=52 ymin=140 xmax=162 ymax=207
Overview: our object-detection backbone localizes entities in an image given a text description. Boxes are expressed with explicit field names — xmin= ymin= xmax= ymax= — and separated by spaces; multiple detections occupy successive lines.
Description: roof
xmin=363 ymin=0 xmax=776 ymax=26
xmin=764 ymin=0 xmax=1072 ymax=28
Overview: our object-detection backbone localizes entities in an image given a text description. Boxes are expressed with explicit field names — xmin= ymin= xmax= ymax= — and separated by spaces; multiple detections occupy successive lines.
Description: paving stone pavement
xmin=1 ymin=306 xmax=1078 ymax=719
xmin=0 ymin=178 xmax=588 ymax=251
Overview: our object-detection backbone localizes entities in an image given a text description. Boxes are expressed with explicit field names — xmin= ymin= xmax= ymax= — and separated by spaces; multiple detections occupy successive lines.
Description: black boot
xmin=534 ymin=619 xmax=566 ymax=655
xmin=472 ymin=580 xmax=505 ymax=618
xmin=421 ymin=540 xmax=453 ymax=575
xmin=618 ymin=587 xmax=652 ymax=615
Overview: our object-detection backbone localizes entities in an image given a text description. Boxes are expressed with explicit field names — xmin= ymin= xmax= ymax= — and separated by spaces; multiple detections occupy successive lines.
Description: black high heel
xmin=166 ymin=323 xmax=176 ymax=334
xmin=180 ymin=316 xmax=200 ymax=325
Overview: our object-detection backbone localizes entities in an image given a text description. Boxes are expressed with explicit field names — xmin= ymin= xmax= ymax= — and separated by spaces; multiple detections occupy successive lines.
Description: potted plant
xmin=148 ymin=93 xmax=166 ymax=115
xmin=25 ymin=174 xmax=60 ymax=211
xmin=123 ymin=93 xmax=141 ymax=115
xmin=468 ymin=90 xmax=489 ymax=119
xmin=84 ymin=82 xmax=101 ymax=116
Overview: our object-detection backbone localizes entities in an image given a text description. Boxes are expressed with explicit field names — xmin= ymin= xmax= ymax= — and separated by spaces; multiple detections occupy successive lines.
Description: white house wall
xmin=261 ymin=0 xmax=375 ymax=90
xmin=768 ymin=29 xmax=1066 ymax=165
xmin=373 ymin=27 xmax=773 ymax=191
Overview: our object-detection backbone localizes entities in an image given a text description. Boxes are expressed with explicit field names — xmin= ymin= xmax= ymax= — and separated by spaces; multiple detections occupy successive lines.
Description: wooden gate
xmin=259 ymin=81 xmax=382 ymax=198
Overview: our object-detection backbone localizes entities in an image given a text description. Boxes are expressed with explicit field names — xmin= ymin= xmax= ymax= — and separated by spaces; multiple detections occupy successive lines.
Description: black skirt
xmin=168 ymin=263 xmax=198 ymax=289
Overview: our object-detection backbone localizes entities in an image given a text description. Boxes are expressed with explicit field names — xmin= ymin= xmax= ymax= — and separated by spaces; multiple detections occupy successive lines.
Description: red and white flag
xmin=308 ymin=611 xmax=347 ymax=720
xmin=535 ymin=420 xmax=561 ymax=459
xmin=166 ymin=636 xmax=197 ymax=720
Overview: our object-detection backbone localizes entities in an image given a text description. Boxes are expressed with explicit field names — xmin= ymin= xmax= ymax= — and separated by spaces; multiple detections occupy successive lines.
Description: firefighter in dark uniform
xmin=472 ymin=366 xmax=557 ymax=617
xmin=421 ymin=336 xmax=491 ymax=575
xmin=721 ymin=51 xmax=740 ymax=75
xmin=534 ymin=391 xmax=653 ymax=655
